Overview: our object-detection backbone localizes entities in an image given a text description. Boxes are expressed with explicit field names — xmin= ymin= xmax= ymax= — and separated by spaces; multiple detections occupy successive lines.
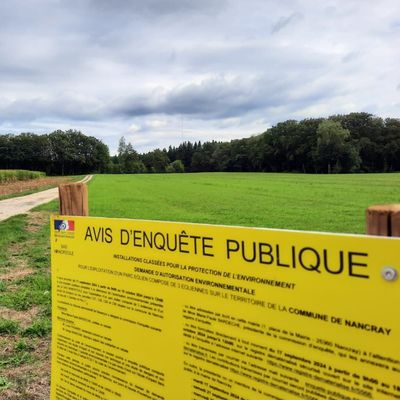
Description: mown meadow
xmin=89 ymin=172 xmax=400 ymax=234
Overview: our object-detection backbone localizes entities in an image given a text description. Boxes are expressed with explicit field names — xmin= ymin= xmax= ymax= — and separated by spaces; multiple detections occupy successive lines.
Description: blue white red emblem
xmin=54 ymin=220 xmax=75 ymax=231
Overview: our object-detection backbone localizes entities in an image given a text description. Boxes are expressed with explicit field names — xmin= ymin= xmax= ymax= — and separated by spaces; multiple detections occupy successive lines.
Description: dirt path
xmin=0 ymin=175 xmax=92 ymax=222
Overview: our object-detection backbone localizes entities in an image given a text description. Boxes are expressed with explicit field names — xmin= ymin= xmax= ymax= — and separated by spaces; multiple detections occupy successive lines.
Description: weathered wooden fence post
xmin=59 ymin=182 xmax=89 ymax=216
xmin=366 ymin=204 xmax=400 ymax=237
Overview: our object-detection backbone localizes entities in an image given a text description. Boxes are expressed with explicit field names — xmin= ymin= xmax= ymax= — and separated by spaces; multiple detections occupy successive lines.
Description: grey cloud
xmin=341 ymin=51 xmax=360 ymax=63
xmin=0 ymin=64 xmax=41 ymax=80
xmin=0 ymin=0 xmax=399 ymax=151
xmin=0 ymin=68 xmax=345 ymax=124
xmin=271 ymin=12 xmax=302 ymax=34
xmin=86 ymin=0 xmax=227 ymax=17
xmin=162 ymin=77 xmax=261 ymax=117
xmin=0 ymin=95 xmax=106 ymax=123
xmin=111 ymin=76 xmax=273 ymax=119
xmin=179 ymin=42 xmax=326 ymax=77
xmin=113 ymin=73 xmax=342 ymax=120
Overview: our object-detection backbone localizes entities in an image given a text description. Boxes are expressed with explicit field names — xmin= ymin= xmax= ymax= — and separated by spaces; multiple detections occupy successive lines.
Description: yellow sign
xmin=51 ymin=216 xmax=400 ymax=400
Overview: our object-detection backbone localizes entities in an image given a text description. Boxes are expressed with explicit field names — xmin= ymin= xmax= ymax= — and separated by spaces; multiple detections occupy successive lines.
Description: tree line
xmin=163 ymin=113 xmax=400 ymax=174
xmin=0 ymin=130 xmax=109 ymax=175
xmin=109 ymin=136 xmax=184 ymax=174
xmin=1 ymin=113 xmax=400 ymax=175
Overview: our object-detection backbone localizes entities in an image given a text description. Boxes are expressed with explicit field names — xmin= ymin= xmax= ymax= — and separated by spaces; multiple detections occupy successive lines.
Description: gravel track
xmin=0 ymin=175 xmax=92 ymax=222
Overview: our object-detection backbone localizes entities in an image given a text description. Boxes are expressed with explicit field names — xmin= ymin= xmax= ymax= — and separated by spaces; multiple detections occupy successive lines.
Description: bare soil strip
xmin=0 ymin=176 xmax=73 ymax=197
xmin=0 ymin=306 xmax=40 ymax=329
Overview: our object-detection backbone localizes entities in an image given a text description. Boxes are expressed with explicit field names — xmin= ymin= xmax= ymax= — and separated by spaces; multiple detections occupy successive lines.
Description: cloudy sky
xmin=0 ymin=0 xmax=399 ymax=153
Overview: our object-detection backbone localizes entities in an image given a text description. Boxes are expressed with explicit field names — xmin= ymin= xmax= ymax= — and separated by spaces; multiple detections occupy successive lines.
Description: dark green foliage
xmin=313 ymin=120 xmax=360 ymax=173
xmin=166 ymin=159 xmax=185 ymax=173
xmin=163 ymin=113 xmax=400 ymax=174
xmin=142 ymin=148 xmax=170 ymax=173
xmin=0 ymin=130 xmax=109 ymax=175
xmin=116 ymin=137 xmax=146 ymax=173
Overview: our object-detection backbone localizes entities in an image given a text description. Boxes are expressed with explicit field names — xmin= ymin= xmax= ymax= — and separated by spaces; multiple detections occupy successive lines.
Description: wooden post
xmin=366 ymin=204 xmax=400 ymax=237
xmin=59 ymin=182 xmax=89 ymax=216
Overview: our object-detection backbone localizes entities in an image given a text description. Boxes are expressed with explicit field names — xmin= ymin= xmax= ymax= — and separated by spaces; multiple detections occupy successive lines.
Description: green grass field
xmin=88 ymin=173 xmax=400 ymax=234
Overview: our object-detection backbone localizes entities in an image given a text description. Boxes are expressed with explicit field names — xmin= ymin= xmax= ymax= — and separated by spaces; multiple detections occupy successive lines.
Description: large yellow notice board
xmin=50 ymin=216 xmax=400 ymax=400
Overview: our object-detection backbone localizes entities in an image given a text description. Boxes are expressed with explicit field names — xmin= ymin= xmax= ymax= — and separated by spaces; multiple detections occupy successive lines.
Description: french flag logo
xmin=54 ymin=220 xmax=75 ymax=231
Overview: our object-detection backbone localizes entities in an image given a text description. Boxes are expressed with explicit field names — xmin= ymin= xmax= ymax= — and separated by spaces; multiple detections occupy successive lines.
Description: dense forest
xmin=1 ymin=113 xmax=400 ymax=175
xmin=0 ymin=130 xmax=109 ymax=175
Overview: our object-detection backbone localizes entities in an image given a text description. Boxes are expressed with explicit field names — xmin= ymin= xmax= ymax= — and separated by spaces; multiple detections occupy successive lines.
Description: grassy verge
xmin=0 ymin=180 xmax=79 ymax=397
xmin=88 ymin=173 xmax=400 ymax=234
xmin=0 ymin=210 xmax=53 ymax=398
